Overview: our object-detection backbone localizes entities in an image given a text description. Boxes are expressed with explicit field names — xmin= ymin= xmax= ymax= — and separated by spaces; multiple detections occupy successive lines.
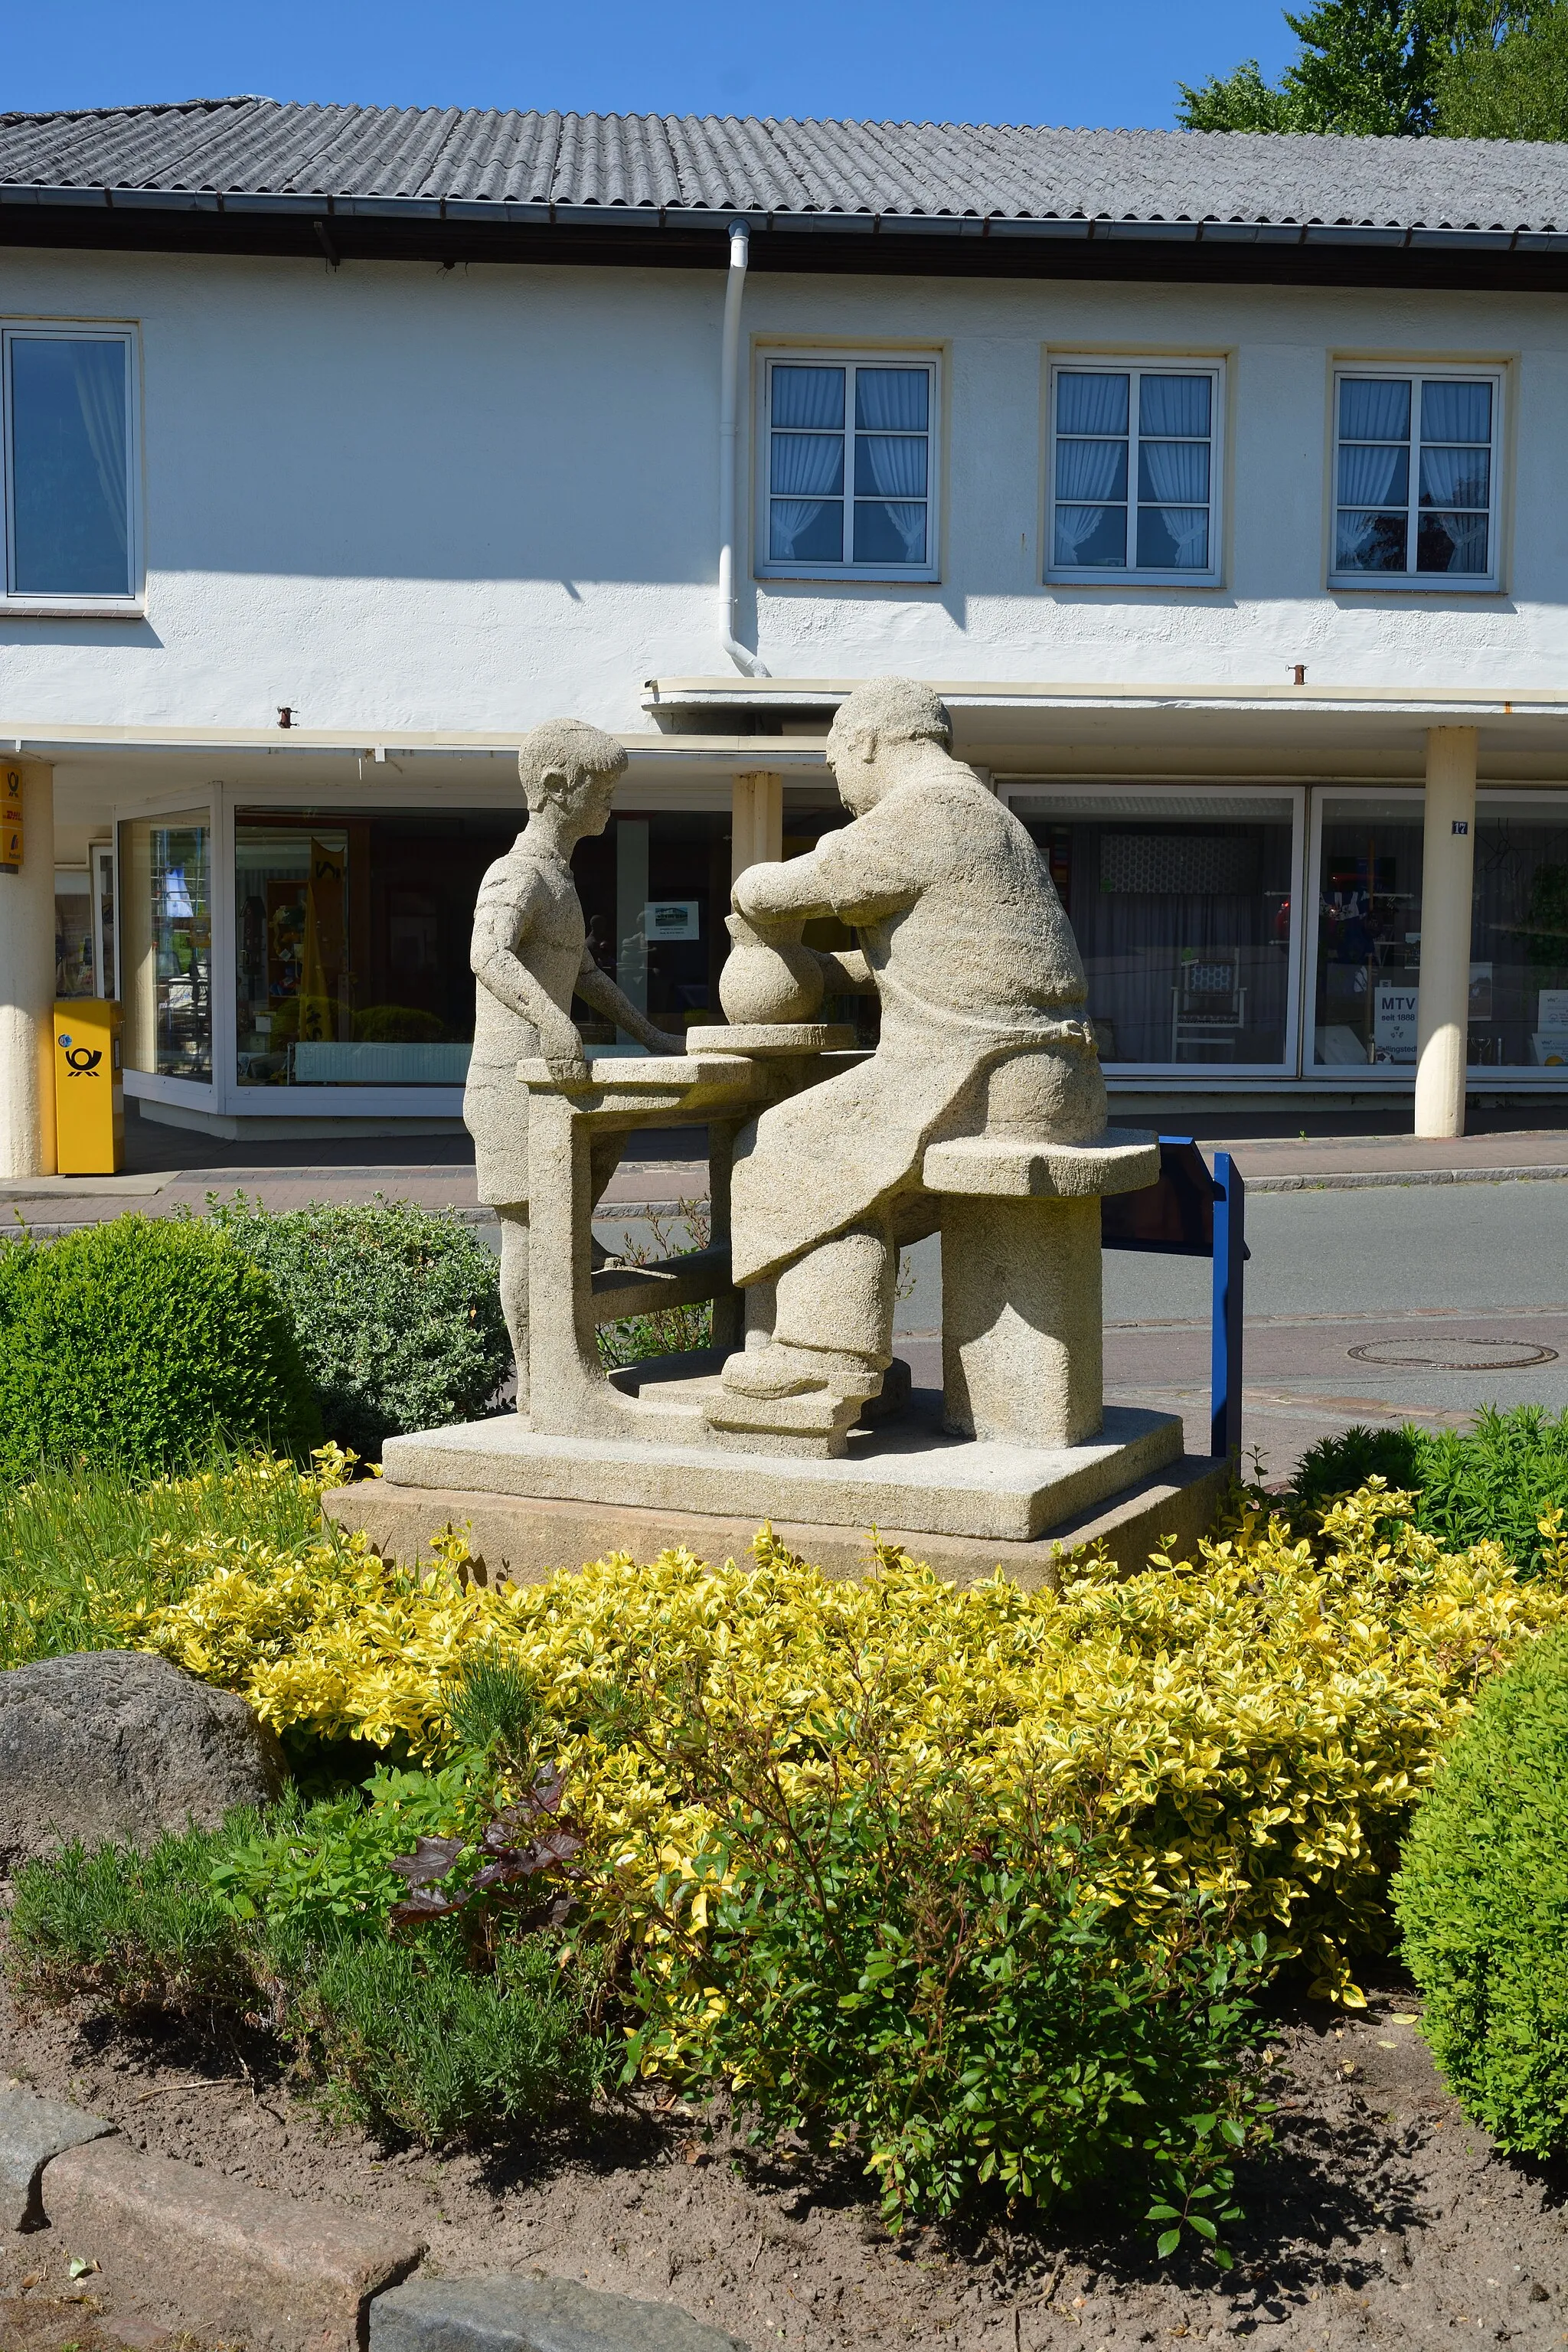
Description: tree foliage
xmin=1175 ymin=0 xmax=1566 ymax=140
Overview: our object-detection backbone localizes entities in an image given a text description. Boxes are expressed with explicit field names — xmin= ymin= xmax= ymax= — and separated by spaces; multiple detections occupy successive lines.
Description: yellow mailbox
xmin=54 ymin=1000 xmax=124 ymax=1176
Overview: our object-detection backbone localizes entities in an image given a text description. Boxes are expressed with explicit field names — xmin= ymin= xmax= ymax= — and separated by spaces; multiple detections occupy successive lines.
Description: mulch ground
xmin=2 ymin=1955 xmax=1566 ymax=2350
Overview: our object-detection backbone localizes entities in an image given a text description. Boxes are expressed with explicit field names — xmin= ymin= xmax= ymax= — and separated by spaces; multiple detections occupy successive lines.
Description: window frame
xmin=1328 ymin=361 xmax=1504 ymax=594
xmin=1045 ymin=358 xmax=1226 ymax=590
xmin=2 ymin=321 xmax=142 ymax=615
xmin=755 ymin=348 xmax=942 ymax=584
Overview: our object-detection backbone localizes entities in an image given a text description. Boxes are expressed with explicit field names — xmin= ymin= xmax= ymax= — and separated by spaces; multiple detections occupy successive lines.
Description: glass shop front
xmin=105 ymin=780 xmax=1568 ymax=1118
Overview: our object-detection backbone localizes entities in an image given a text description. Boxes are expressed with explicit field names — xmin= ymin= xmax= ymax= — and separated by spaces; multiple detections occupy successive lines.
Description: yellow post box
xmin=53 ymin=1000 xmax=124 ymax=1175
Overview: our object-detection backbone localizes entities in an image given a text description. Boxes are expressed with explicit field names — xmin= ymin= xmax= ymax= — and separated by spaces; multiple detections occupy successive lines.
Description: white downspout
xmin=718 ymin=218 xmax=769 ymax=678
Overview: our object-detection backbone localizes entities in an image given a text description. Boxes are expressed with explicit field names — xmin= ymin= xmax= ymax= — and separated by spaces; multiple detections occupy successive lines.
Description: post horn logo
xmin=57 ymin=1036 xmax=103 ymax=1076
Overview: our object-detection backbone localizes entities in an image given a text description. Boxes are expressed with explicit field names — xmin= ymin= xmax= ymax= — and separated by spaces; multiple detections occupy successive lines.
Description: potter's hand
xmin=732 ymin=858 xmax=827 ymax=929
xmin=537 ymin=1011 xmax=590 ymax=1086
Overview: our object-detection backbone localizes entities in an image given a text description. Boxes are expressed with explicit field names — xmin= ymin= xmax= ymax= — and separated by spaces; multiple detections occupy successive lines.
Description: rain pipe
xmin=718 ymin=219 xmax=769 ymax=677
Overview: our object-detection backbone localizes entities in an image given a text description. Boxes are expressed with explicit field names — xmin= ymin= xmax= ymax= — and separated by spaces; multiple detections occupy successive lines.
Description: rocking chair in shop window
xmin=1171 ymin=951 xmax=1247 ymax=1061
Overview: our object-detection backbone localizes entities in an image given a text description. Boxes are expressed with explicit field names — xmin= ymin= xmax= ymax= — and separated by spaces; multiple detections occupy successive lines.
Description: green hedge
xmin=1394 ymin=1628 xmax=1568 ymax=2155
xmin=204 ymin=1196 xmax=510 ymax=1459
xmin=0 ymin=1220 xmax=318 ymax=1486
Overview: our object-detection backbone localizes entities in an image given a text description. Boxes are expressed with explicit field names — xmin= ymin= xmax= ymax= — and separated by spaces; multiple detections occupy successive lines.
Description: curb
xmin=1245 ymin=1161 xmax=1568 ymax=1192
xmin=5 ymin=2087 xmax=751 ymax=2352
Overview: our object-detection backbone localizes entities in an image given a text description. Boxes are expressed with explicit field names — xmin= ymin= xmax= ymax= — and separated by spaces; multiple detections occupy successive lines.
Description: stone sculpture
xmin=464 ymin=719 xmax=681 ymax=1406
xmin=712 ymin=676 xmax=1106 ymax=1438
xmin=374 ymin=677 xmax=1189 ymax=1560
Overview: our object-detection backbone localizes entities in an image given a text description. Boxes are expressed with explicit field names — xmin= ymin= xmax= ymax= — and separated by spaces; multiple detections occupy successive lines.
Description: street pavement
xmin=8 ymin=1105 xmax=1568 ymax=1486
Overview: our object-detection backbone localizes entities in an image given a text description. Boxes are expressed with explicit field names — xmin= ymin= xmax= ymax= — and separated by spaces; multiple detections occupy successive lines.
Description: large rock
xmin=0 ymin=1650 xmax=285 ymax=1868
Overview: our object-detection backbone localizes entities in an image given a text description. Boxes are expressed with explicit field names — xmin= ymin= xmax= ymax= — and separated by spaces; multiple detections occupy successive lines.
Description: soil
xmin=2 ymin=1959 xmax=1565 ymax=2352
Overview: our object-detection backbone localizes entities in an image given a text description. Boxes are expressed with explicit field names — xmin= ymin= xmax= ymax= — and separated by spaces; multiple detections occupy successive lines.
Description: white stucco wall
xmin=2 ymin=243 xmax=1566 ymax=737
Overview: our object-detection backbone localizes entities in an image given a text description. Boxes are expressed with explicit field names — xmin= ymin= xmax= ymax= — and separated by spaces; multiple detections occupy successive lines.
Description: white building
xmin=4 ymin=96 xmax=1568 ymax=1168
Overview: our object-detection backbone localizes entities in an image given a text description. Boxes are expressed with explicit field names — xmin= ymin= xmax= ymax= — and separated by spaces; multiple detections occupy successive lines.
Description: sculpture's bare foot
xmin=721 ymin=1341 xmax=882 ymax=1404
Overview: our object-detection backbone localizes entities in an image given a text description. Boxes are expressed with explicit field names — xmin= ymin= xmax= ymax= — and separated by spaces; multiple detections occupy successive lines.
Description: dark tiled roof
xmin=2 ymin=95 xmax=1567 ymax=239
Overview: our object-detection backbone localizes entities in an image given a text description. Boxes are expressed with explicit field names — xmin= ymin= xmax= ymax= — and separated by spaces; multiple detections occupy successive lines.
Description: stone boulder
xmin=0 ymin=1650 xmax=285 ymax=1870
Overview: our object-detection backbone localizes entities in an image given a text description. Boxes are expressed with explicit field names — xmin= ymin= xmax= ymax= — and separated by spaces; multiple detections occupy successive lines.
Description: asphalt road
xmin=898 ymin=1180 xmax=1568 ymax=1481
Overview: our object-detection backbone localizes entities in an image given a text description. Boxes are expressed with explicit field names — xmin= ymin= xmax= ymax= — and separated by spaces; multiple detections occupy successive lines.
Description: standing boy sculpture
xmin=465 ymin=719 xmax=681 ymax=1411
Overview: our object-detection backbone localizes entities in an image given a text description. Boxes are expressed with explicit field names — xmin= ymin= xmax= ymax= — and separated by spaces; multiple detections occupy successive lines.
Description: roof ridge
xmin=0 ymin=95 xmax=273 ymax=129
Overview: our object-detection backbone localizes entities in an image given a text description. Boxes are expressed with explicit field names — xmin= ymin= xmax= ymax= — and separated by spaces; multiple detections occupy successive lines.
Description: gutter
xmin=717 ymin=218 xmax=767 ymax=678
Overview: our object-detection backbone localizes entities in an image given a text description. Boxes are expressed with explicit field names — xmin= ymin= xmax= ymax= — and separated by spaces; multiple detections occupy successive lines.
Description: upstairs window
xmin=1331 ymin=368 xmax=1501 ymax=588
xmin=760 ymin=354 xmax=939 ymax=579
xmin=1048 ymin=362 xmax=1223 ymax=585
xmin=2 ymin=326 xmax=139 ymax=605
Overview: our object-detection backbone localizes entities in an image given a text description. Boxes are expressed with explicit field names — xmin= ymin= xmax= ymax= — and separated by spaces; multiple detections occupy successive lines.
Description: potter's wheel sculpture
xmin=381 ymin=678 xmax=1184 ymax=1548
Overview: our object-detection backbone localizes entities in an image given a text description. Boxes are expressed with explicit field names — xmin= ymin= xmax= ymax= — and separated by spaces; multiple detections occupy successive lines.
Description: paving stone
xmin=370 ymin=2273 xmax=752 ymax=2352
xmin=0 ymin=2086 xmax=116 ymax=2231
xmin=41 ymin=2138 xmax=424 ymax=2352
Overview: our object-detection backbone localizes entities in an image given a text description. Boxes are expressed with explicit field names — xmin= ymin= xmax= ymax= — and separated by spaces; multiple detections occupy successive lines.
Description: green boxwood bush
xmin=205 ymin=1195 xmax=510 ymax=1459
xmin=0 ymin=1219 xmax=318 ymax=1486
xmin=1394 ymin=1627 xmax=1568 ymax=2155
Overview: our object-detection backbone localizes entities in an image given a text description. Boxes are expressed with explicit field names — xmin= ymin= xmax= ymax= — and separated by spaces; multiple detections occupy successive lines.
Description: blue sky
xmin=2 ymin=2 xmax=1295 ymax=132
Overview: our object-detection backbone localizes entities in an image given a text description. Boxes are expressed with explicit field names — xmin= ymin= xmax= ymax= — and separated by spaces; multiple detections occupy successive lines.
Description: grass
xmin=7 ymin=1811 xmax=612 ymax=2147
xmin=0 ymin=1446 xmax=354 ymax=1670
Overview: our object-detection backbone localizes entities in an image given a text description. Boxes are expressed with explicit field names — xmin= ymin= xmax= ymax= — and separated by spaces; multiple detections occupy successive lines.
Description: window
xmin=1048 ymin=364 xmax=1222 ymax=583
xmin=760 ymin=355 xmax=938 ymax=577
xmin=1008 ymin=792 xmax=1298 ymax=1070
xmin=1331 ymin=368 xmax=1501 ymax=587
xmin=120 ymin=817 xmax=212 ymax=1083
xmin=2 ymin=326 xmax=138 ymax=604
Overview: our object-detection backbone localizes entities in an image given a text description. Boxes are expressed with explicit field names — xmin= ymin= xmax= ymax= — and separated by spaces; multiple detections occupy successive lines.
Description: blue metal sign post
xmin=1100 ymin=1137 xmax=1247 ymax=1465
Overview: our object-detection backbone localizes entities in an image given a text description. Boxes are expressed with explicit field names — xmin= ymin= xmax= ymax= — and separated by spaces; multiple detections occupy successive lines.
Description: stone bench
xmin=922 ymin=1128 xmax=1159 ymax=1450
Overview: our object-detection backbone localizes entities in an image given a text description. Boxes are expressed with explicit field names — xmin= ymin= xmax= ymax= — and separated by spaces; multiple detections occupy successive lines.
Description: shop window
xmin=3 ymin=327 xmax=138 ymax=603
xmin=1331 ymin=369 xmax=1501 ymax=588
xmin=759 ymin=354 xmax=939 ymax=579
xmin=1312 ymin=796 xmax=1424 ymax=1067
xmin=570 ymin=811 xmax=734 ymax=1047
xmin=234 ymin=812 xmax=518 ymax=1087
xmin=54 ymin=869 xmax=96 ymax=998
xmin=120 ymin=818 xmax=212 ymax=1082
xmin=1047 ymin=363 xmax=1223 ymax=584
xmin=1470 ymin=800 xmax=1568 ymax=1069
xmin=1011 ymin=793 xmax=1294 ymax=1066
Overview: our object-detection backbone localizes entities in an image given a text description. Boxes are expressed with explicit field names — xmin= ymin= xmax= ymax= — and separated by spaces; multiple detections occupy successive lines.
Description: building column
xmin=1414 ymin=726 xmax=1478 ymax=1141
xmin=0 ymin=762 xmax=57 ymax=1178
xmin=730 ymin=769 xmax=783 ymax=885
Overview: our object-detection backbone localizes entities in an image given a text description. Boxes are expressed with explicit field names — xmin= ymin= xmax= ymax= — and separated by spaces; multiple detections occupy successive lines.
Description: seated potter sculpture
xmin=464 ymin=719 xmax=681 ymax=1410
xmin=715 ymin=676 xmax=1104 ymax=1429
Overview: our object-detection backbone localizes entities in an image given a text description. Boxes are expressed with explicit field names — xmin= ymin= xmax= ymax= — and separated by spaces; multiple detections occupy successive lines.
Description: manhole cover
xmin=1347 ymin=1335 xmax=1560 ymax=1371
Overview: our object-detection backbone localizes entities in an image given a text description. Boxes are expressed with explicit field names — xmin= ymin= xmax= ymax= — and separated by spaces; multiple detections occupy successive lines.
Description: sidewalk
xmin=4 ymin=1105 xmax=1568 ymax=1236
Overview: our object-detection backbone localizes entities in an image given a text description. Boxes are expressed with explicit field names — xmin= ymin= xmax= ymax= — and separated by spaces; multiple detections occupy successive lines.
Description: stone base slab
xmin=326 ymin=1449 xmax=1229 ymax=1592
xmin=380 ymin=1398 xmax=1183 ymax=1546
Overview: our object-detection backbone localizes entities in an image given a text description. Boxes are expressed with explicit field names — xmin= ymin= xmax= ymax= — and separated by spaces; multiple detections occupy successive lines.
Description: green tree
xmin=1178 ymin=0 xmax=1527 ymax=136
xmin=1433 ymin=1 xmax=1568 ymax=134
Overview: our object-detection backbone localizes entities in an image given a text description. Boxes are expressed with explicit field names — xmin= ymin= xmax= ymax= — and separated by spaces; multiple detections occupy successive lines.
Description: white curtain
xmin=68 ymin=341 xmax=129 ymax=579
xmin=1138 ymin=440 xmax=1209 ymax=568
xmin=1338 ymin=443 xmax=1408 ymax=507
xmin=1421 ymin=378 xmax=1491 ymax=446
xmin=771 ymin=365 xmax=844 ymax=430
xmin=1340 ymin=377 xmax=1410 ymax=443
xmin=1138 ymin=374 xmax=1210 ymax=437
xmin=1419 ymin=445 xmax=1488 ymax=511
xmin=855 ymin=369 xmax=928 ymax=431
xmin=1057 ymin=372 xmax=1129 ymax=436
xmin=854 ymin=434 xmax=927 ymax=560
xmin=1054 ymin=439 xmax=1125 ymax=563
xmin=770 ymin=431 xmax=843 ymax=560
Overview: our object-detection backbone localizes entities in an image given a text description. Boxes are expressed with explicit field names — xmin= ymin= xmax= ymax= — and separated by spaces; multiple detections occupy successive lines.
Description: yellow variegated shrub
xmin=120 ymin=1478 xmax=1568 ymax=2001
